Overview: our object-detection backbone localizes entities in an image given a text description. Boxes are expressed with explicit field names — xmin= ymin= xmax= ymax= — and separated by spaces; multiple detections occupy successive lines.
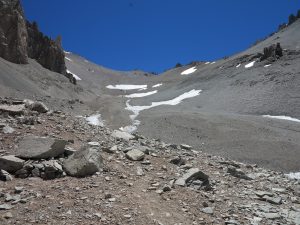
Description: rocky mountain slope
xmin=0 ymin=2 xmax=300 ymax=225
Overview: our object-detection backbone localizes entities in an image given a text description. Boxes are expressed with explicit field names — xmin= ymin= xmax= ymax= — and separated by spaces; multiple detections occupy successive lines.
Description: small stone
xmin=180 ymin=144 xmax=192 ymax=150
xmin=104 ymin=193 xmax=112 ymax=199
xmin=136 ymin=166 xmax=144 ymax=176
xmin=124 ymin=214 xmax=131 ymax=219
xmin=0 ymin=155 xmax=25 ymax=173
xmin=175 ymin=168 xmax=209 ymax=187
xmin=0 ymin=204 xmax=13 ymax=210
xmin=202 ymin=207 xmax=214 ymax=215
xmin=0 ymin=170 xmax=13 ymax=181
xmin=87 ymin=142 xmax=100 ymax=147
xmin=3 ymin=212 xmax=13 ymax=219
xmin=126 ymin=149 xmax=145 ymax=161
xmin=14 ymin=186 xmax=23 ymax=194
xmin=264 ymin=213 xmax=281 ymax=220
xmin=2 ymin=125 xmax=15 ymax=134
xmin=162 ymin=185 xmax=171 ymax=192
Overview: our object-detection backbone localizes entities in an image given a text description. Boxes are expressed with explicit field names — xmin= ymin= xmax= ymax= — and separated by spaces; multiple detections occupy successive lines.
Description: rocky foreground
xmin=0 ymin=98 xmax=299 ymax=225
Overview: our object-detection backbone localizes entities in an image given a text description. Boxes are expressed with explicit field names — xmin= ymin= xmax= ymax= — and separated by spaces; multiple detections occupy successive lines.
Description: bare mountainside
xmin=1 ymin=2 xmax=300 ymax=224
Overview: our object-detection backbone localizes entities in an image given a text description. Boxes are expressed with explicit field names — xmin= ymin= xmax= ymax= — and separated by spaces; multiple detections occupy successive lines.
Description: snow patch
xmin=106 ymin=84 xmax=147 ymax=90
xmin=181 ymin=67 xmax=197 ymax=75
xmin=245 ymin=61 xmax=256 ymax=68
xmin=125 ymin=90 xmax=158 ymax=98
xmin=285 ymin=172 xmax=300 ymax=180
xmin=124 ymin=89 xmax=202 ymax=132
xmin=66 ymin=69 xmax=81 ymax=81
xmin=205 ymin=62 xmax=210 ymax=65
xmin=262 ymin=115 xmax=300 ymax=123
xmin=236 ymin=64 xmax=241 ymax=68
xmin=264 ymin=64 xmax=271 ymax=67
xmin=152 ymin=83 xmax=162 ymax=88
xmin=65 ymin=57 xmax=72 ymax=62
xmin=210 ymin=61 xmax=216 ymax=64
xmin=86 ymin=114 xmax=104 ymax=126
xmin=64 ymin=51 xmax=71 ymax=54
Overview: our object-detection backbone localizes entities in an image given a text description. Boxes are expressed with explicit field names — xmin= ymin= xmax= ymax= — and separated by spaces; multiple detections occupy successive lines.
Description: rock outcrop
xmin=260 ymin=43 xmax=283 ymax=62
xmin=26 ymin=21 xmax=66 ymax=75
xmin=0 ymin=0 xmax=67 ymax=75
xmin=0 ymin=0 xmax=28 ymax=64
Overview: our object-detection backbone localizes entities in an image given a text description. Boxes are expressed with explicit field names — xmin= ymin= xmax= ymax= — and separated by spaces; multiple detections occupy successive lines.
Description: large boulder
xmin=0 ymin=155 xmax=24 ymax=173
xmin=63 ymin=146 xmax=103 ymax=177
xmin=112 ymin=130 xmax=135 ymax=141
xmin=16 ymin=136 xmax=67 ymax=159
xmin=0 ymin=0 xmax=28 ymax=64
xmin=260 ymin=43 xmax=283 ymax=61
xmin=29 ymin=101 xmax=48 ymax=113
xmin=0 ymin=104 xmax=25 ymax=116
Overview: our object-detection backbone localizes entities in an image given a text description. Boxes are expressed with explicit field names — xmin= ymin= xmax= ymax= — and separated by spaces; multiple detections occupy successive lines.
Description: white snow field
xmin=264 ymin=64 xmax=271 ymax=67
xmin=285 ymin=172 xmax=300 ymax=180
xmin=122 ymin=89 xmax=202 ymax=133
xmin=181 ymin=67 xmax=197 ymax=75
xmin=236 ymin=64 xmax=241 ymax=68
xmin=86 ymin=114 xmax=104 ymax=126
xmin=245 ymin=61 xmax=256 ymax=68
xmin=125 ymin=90 xmax=158 ymax=98
xmin=262 ymin=115 xmax=300 ymax=123
xmin=106 ymin=84 xmax=147 ymax=90
xmin=152 ymin=83 xmax=163 ymax=88
xmin=66 ymin=69 xmax=81 ymax=81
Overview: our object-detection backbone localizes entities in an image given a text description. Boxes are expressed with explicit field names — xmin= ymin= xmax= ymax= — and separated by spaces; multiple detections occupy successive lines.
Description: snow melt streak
xmin=263 ymin=115 xmax=300 ymax=123
xmin=123 ymin=89 xmax=202 ymax=133
xmin=125 ymin=90 xmax=158 ymax=98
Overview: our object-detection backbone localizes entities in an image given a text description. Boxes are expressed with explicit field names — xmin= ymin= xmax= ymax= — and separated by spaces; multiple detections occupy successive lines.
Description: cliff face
xmin=0 ymin=0 xmax=66 ymax=75
xmin=27 ymin=21 xmax=66 ymax=75
xmin=0 ymin=0 xmax=28 ymax=64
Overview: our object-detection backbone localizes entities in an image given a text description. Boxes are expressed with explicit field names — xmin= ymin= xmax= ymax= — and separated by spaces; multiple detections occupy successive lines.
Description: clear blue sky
xmin=22 ymin=0 xmax=299 ymax=73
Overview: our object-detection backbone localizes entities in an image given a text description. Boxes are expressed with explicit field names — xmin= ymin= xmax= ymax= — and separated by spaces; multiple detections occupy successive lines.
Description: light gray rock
xmin=136 ymin=166 xmax=144 ymax=176
xmin=0 ymin=104 xmax=25 ymax=116
xmin=0 ymin=155 xmax=24 ymax=173
xmin=112 ymin=130 xmax=134 ymax=141
xmin=103 ymin=145 xmax=118 ymax=154
xmin=40 ymin=160 xmax=64 ymax=180
xmin=126 ymin=149 xmax=145 ymax=161
xmin=63 ymin=146 xmax=103 ymax=177
xmin=16 ymin=136 xmax=67 ymax=159
xmin=87 ymin=142 xmax=100 ymax=147
xmin=202 ymin=207 xmax=214 ymax=215
xmin=180 ymin=144 xmax=192 ymax=150
xmin=0 ymin=204 xmax=13 ymax=210
xmin=2 ymin=125 xmax=15 ymax=134
xmin=175 ymin=168 xmax=209 ymax=187
xmin=264 ymin=212 xmax=281 ymax=220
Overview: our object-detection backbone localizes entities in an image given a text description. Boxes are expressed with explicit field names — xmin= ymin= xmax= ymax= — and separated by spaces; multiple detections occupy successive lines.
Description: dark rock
xmin=16 ymin=136 xmax=67 ymax=159
xmin=169 ymin=156 xmax=186 ymax=166
xmin=175 ymin=168 xmax=209 ymax=187
xmin=227 ymin=166 xmax=253 ymax=180
xmin=26 ymin=21 xmax=66 ymax=74
xmin=0 ymin=0 xmax=28 ymax=64
xmin=29 ymin=101 xmax=48 ymax=113
xmin=0 ymin=169 xmax=13 ymax=181
xmin=0 ymin=155 xmax=25 ymax=173
xmin=260 ymin=43 xmax=283 ymax=61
